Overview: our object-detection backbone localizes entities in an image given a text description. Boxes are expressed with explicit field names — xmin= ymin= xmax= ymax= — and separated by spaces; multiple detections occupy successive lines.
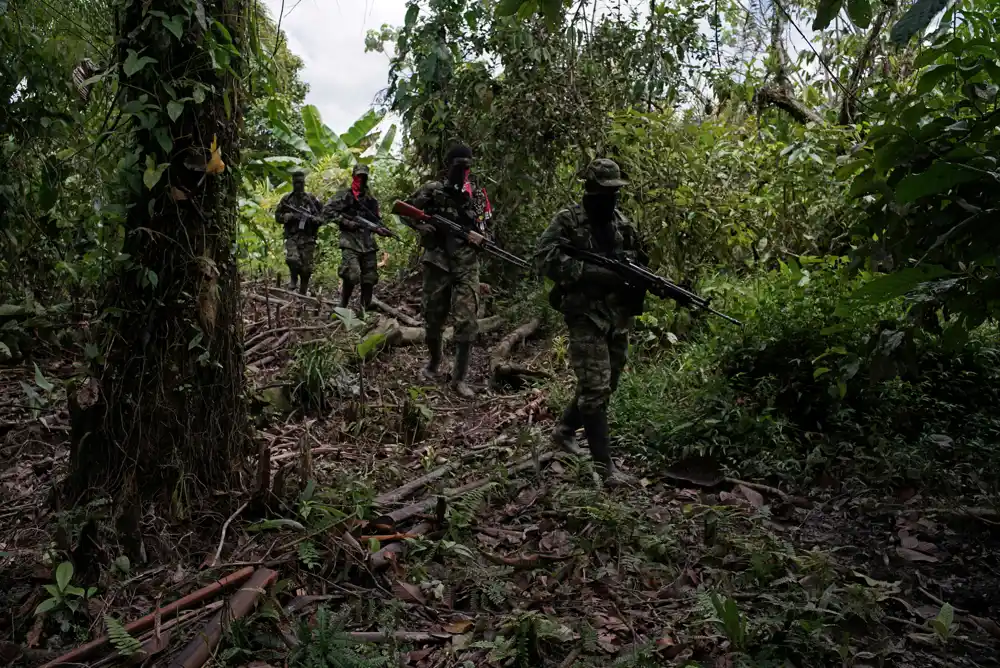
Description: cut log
xmin=490 ymin=319 xmax=541 ymax=366
xmin=167 ymin=568 xmax=278 ymax=668
xmin=370 ymin=298 xmax=421 ymax=327
xmin=370 ymin=315 xmax=506 ymax=350
xmin=40 ymin=567 xmax=255 ymax=668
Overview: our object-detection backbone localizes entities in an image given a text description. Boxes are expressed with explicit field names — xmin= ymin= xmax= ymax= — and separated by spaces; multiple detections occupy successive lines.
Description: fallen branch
xmin=371 ymin=522 xmax=434 ymax=571
xmin=370 ymin=315 xmax=506 ymax=349
xmin=248 ymin=293 xmax=288 ymax=308
xmin=40 ymin=567 xmax=255 ymax=668
xmin=206 ymin=501 xmax=249 ymax=569
xmin=388 ymin=451 xmax=558 ymax=528
xmin=272 ymin=445 xmax=337 ymax=463
xmin=347 ymin=631 xmax=449 ymax=644
xmin=723 ymin=477 xmax=790 ymax=502
xmin=374 ymin=447 xmax=495 ymax=507
xmin=371 ymin=297 xmax=421 ymax=327
xmin=490 ymin=318 xmax=541 ymax=369
xmin=268 ymin=286 xmax=333 ymax=306
xmin=166 ymin=568 xmax=278 ymax=668
xmin=480 ymin=550 xmax=574 ymax=570
xmin=245 ymin=324 xmax=333 ymax=350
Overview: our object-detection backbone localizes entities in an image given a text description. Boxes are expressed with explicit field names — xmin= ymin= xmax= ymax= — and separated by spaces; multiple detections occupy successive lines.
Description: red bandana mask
xmin=351 ymin=175 xmax=363 ymax=199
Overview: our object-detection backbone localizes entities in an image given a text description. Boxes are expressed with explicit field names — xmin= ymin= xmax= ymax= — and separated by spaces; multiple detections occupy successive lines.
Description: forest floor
xmin=1 ymin=276 xmax=999 ymax=667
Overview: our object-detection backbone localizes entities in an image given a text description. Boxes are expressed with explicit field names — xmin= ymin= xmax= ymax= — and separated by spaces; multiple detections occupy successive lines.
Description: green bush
xmin=614 ymin=258 xmax=1000 ymax=491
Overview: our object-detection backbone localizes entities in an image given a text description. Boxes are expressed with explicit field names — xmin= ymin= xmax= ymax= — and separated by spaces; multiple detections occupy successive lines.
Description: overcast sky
xmin=261 ymin=0 xmax=407 ymax=133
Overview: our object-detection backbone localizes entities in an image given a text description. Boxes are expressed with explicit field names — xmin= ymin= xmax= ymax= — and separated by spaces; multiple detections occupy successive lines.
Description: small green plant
xmin=290 ymin=606 xmax=392 ymax=668
xmin=709 ymin=593 xmax=748 ymax=651
xmin=400 ymin=386 xmax=434 ymax=446
xmin=931 ymin=602 xmax=955 ymax=642
xmin=298 ymin=541 xmax=321 ymax=570
xmin=104 ymin=615 xmax=142 ymax=656
xmin=288 ymin=340 xmax=346 ymax=413
xmin=36 ymin=562 xmax=95 ymax=616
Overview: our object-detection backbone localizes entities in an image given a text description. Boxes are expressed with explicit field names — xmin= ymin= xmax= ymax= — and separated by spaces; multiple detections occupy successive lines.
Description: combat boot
xmin=581 ymin=410 xmax=634 ymax=489
xmin=421 ymin=336 xmax=444 ymax=381
xmin=287 ymin=268 xmax=299 ymax=291
xmin=551 ymin=401 xmax=585 ymax=456
xmin=450 ymin=342 xmax=475 ymax=399
xmin=360 ymin=284 xmax=374 ymax=311
xmin=299 ymin=272 xmax=311 ymax=296
xmin=340 ymin=282 xmax=355 ymax=309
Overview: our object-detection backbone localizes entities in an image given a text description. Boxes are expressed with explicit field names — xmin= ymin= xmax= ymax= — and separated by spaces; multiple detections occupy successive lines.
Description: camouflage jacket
xmin=534 ymin=204 xmax=646 ymax=331
xmin=407 ymin=180 xmax=482 ymax=272
xmin=275 ymin=191 xmax=323 ymax=239
xmin=322 ymin=188 xmax=381 ymax=253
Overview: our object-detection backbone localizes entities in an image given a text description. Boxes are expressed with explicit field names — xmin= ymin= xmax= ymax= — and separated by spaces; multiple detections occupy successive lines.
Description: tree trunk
xmin=70 ymin=0 xmax=251 ymax=514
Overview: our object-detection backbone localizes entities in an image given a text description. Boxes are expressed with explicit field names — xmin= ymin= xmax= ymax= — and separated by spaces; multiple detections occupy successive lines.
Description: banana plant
xmin=252 ymin=103 xmax=397 ymax=181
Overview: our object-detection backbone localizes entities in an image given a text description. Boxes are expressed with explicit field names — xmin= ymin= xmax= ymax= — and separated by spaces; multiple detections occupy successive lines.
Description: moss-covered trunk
xmin=70 ymin=0 xmax=251 ymax=514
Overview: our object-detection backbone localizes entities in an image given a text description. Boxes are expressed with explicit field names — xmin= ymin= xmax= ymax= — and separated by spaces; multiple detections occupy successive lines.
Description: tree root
xmin=370 ymin=297 xmax=421 ymax=327
xmin=489 ymin=318 xmax=550 ymax=388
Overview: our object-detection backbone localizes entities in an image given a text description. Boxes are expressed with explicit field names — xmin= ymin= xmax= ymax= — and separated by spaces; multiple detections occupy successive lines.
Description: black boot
xmin=360 ymin=284 xmax=374 ymax=311
xmin=340 ymin=281 xmax=355 ymax=309
xmin=287 ymin=267 xmax=299 ymax=291
xmin=299 ymin=271 xmax=311 ymax=296
xmin=551 ymin=400 xmax=584 ymax=455
xmin=450 ymin=342 xmax=475 ymax=399
xmin=581 ymin=410 xmax=633 ymax=488
xmin=421 ymin=336 xmax=443 ymax=380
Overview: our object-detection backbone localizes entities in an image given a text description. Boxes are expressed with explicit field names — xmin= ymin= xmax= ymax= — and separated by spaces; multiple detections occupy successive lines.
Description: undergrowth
xmin=614 ymin=257 xmax=1000 ymax=491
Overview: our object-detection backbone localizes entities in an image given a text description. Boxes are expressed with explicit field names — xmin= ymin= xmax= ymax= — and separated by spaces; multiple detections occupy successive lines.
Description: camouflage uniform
xmin=323 ymin=187 xmax=381 ymax=288
xmin=535 ymin=204 xmax=644 ymax=414
xmin=275 ymin=190 xmax=323 ymax=275
xmin=535 ymin=158 xmax=642 ymax=486
xmin=408 ymin=181 xmax=482 ymax=343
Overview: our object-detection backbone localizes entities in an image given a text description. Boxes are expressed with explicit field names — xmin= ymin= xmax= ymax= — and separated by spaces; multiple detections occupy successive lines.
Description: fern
xmin=290 ymin=606 xmax=392 ymax=668
xmin=450 ymin=482 xmax=498 ymax=528
xmin=299 ymin=540 xmax=321 ymax=570
xmin=104 ymin=615 xmax=142 ymax=657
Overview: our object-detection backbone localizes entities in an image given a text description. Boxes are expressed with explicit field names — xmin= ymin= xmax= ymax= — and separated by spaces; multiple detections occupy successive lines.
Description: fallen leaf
xmin=970 ymin=615 xmax=1000 ymax=639
xmin=26 ymin=616 xmax=43 ymax=648
xmin=169 ymin=186 xmax=188 ymax=201
xmin=451 ymin=633 xmax=473 ymax=650
xmin=393 ymin=580 xmax=426 ymax=604
xmin=206 ymin=134 xmax=225 ymax=175
xmin=407 ymin=647 xmax=434 ymax=663
xmin=897 ymin=547 xmax=938 ymax=563
xmin=444 ymin=619 xmax=473 ymax=634
xmin=738 ymin=484 xmax=765 ymax=509
xmin=900 ymin=534 xmax=919 ymax=549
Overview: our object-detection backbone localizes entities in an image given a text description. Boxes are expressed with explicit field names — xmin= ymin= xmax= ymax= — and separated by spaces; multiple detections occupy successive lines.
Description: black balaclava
xmin=444 ymin=143 xmax=473 ymax=187
xmin=292 ymin=174 xmax=305 ymax=194
xmin=582 ymin=183 xmax=619 ymax=226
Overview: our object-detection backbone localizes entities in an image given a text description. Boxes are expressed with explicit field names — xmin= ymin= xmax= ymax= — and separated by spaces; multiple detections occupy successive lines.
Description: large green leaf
xmin=377 ymin=124 xmax=398 ymax=160
xmin=813 ymin=0 xmax=844 ymax=30
xmin=496 ymin=0 xmax=528 ymax=17
xmin=847 ymin=0 xmax=872 ymax=28
xmin=404 ymin=2 xmax=419 ymax=28
xmin=850 ymin=266 xmax=952 ymax=304
xmin=890 ymin=0 xmax=949 ymax=45
xmin=539 ymin=0 xmax=563 ymax=25
xmin=916 ymin=63 xmax=957 ymax=94
xmin=341 ymin=109 xmax=385 ymax=150
xmin=895 ymin=161 xmax=981 ymax=203
xmin=301 ymin=105 xmax=347 ymax=159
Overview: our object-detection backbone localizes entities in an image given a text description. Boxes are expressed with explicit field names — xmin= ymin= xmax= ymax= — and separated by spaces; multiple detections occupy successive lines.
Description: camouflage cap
xmin=352 ymin=163 xmax=370 ymax=177
xmin=583 ymin=158 xmax=627 ymax=188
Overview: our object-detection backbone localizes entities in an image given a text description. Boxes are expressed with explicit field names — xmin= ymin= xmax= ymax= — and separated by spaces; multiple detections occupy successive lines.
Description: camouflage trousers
xmin=339 ymin=248 xmax=378 ymax=286
xmin=422 ymin=261 xmax=479 ymax=343
xmin=566 ymin=314 xmax=630 ymax=414
xmin=284 ymin=234 xmax=317 ymax=273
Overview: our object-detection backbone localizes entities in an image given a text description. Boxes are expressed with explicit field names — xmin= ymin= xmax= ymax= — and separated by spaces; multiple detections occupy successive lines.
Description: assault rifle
xmin=286 ymin=206 xmax=398 ymax=240
xmin=560 ymin=243 xmax=743 ymax=326
xmin=392 ymin=200 xmax=530 ymax=269
xmin=341 ymin=212 xmax=399 ymax=240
